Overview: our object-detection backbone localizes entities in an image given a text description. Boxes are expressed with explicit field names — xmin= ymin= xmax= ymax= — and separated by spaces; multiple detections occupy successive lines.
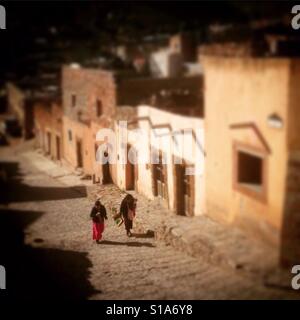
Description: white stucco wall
xmin=115 ymin=105 xmax=205 ymax=215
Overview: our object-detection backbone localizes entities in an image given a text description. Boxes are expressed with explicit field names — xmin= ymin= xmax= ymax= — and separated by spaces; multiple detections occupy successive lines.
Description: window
xmin=68 ymin=130 xmax=72 ymax=141
xmin=71 ymin=94 xmax=76 ymax=107
xmin=96 ymin=99 xmax=102 ymax=117
xmin=238 ymin=151 xmax=262 ymax=191
xmin=233 ymin=143 xmax=267 ymax=202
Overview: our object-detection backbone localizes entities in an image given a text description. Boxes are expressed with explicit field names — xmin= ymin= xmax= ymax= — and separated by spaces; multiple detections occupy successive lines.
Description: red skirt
xmin=92 ymin=222 xmax=105 ymax=240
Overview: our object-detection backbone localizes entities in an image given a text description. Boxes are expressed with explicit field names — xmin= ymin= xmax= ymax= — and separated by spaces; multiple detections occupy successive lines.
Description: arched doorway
xmin=102 ymin=151 xmax=112 ymax=184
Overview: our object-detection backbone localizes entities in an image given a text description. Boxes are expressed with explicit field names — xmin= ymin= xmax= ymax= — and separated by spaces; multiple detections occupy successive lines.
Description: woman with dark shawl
xmin=120 ymin=194 xmax=137 ymax=237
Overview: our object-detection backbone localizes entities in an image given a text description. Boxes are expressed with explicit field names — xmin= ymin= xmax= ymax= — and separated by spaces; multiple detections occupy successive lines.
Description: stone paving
xmin=0 ymin=144 xmax=299 ymax=299
xmin=24 ymin=150 xmax=277 ymax=274
xmin=23 ymin=149 xmax=294 ymax=284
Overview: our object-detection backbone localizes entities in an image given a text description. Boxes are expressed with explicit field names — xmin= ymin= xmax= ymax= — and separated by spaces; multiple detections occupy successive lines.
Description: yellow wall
xmin=203 ymin=57 xmax=291 ymax=244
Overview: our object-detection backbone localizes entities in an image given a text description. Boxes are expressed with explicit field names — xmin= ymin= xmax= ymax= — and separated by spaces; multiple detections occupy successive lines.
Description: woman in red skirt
xmin=90 ymin=200 xmax=107 ymax=243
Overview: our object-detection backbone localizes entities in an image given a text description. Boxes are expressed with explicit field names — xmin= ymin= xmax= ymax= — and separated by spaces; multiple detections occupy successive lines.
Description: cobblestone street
xmin=0 ymin=144 xmax=299 ymax=300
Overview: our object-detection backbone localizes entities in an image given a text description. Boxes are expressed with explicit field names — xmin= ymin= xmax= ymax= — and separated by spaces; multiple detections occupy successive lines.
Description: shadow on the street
xmin=0 ymin=159 xmax=99 ymax=300
xmin=5 ymin=184 xmax=87 ymax=203
xmin=0 ymin=208 xmax=99 ymax=300
xmin=100 ymin=240 xmax=155 ymax=248
xmin=0 ymin=161 xmax=87 ymax=204
xmin=132 ymin=231 xmax=154 ymax=239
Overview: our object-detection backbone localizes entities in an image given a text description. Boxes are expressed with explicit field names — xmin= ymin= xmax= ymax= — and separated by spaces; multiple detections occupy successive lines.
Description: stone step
xmin=134 ymin=212 xmax=279 ymax=279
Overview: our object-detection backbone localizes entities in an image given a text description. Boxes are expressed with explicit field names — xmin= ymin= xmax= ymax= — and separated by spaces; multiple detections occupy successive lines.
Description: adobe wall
xmin=202 ymin=56 xmax=291 ymax=246
xmin=115 ymin=105 xmax=205 ymax=215
xmin=62 ymin=116 xmax=93 ymax=175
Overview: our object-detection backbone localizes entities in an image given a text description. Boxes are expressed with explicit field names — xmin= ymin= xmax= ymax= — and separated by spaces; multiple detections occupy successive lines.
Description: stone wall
xmin=62 ymin=66 xmax=116 ymax=125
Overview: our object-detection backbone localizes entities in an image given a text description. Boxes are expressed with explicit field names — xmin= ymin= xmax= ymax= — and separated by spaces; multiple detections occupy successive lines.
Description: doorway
xmin=152 ymin=151 xmax=168 ymax=202
xmin=102 ymin=151 xmax=112 ymax=184
xmin=56 ymin=135 xmax=61 ymax=160
xmin=76 ymin=139 xmax=83 ymax=168
xmin=175 ymin=162 xmax=194 ymax=216
xmin=125 ymin=144 xmax=137 ymax=190
xmin=46 ymin=132 xmax=51 ymax=155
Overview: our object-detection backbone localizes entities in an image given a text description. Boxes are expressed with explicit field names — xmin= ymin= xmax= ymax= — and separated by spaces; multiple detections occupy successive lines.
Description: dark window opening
xmin=237 ymin=151 xmax=263 ymax=193
xmin=96 ymin=99 xmax=102 ymax=117
xmin=68 ymin=130 xmax=72 ymax=141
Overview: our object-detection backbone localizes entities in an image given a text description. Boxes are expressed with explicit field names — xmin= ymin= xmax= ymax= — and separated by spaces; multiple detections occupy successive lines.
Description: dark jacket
xmin=120 ymin=194 xmax=135 ymax=219
xmin=90 ymin=205 xmax=107 ymax=224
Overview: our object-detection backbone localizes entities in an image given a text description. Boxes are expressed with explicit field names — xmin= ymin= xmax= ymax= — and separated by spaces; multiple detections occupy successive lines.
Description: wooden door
xmin=76 ymin=139 xmax=83 ymax=168
xmin=56 ymin=135 xmax=61 ymax=160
